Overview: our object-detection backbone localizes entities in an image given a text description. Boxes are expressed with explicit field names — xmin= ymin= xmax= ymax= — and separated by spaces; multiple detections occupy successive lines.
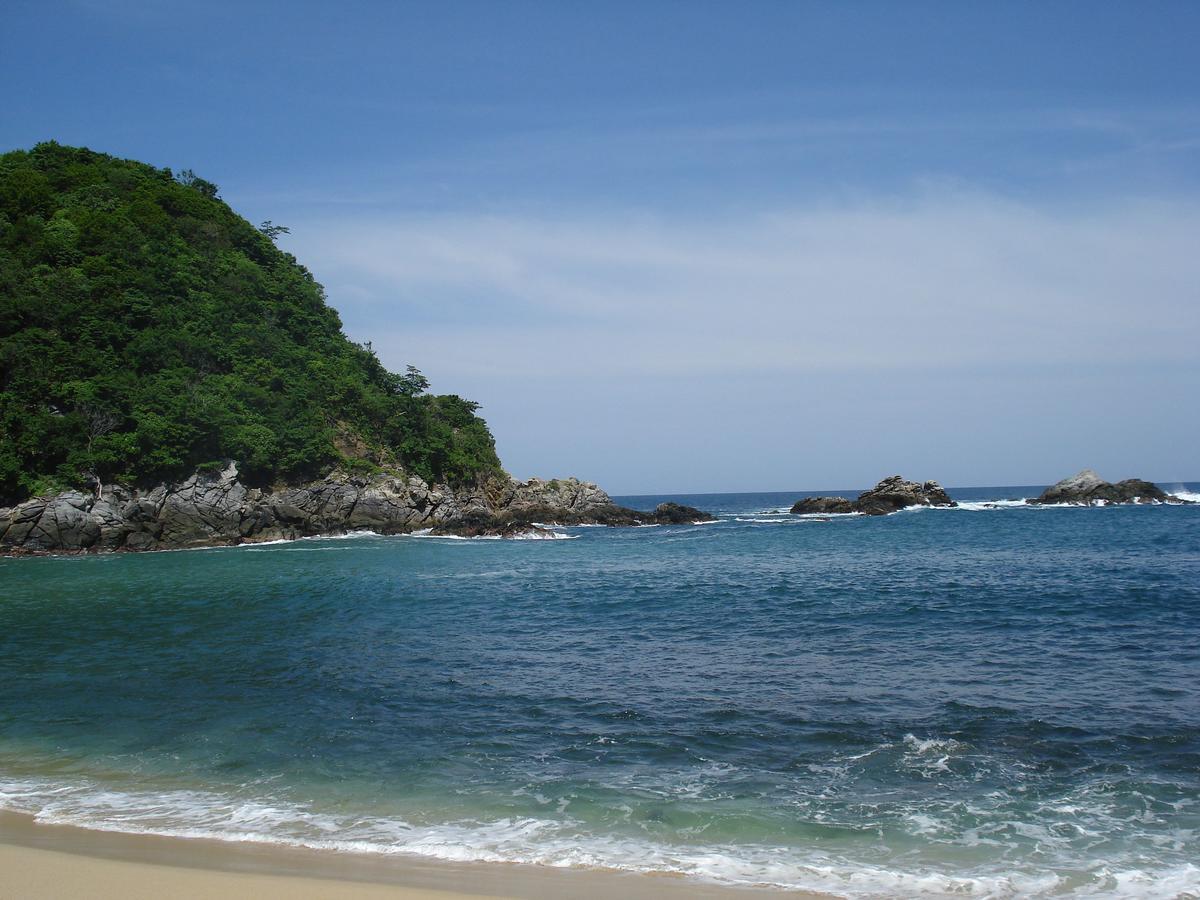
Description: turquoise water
xmin=1 ymin=486 xmax=1199 ymax=897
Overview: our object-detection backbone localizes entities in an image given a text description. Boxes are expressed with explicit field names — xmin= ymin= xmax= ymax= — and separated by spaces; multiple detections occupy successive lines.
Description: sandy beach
xmin=0 ymin=842 xmax=499 ymax=900
xmin=0 ymin=811 xmax=823 ymax=899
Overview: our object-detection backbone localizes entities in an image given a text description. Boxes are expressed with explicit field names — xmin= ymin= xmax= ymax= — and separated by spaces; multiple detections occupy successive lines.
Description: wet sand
xmin=0 ymin=811 xmax=826 ymax=899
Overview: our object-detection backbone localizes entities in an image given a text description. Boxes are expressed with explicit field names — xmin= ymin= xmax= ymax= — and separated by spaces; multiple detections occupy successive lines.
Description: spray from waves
xmin=1 ymin=773 xmax=1197 ymax=898
xmin=487 ymin=530 xmax=578 ymax=541
xmin=719 ymin=495 xmax=1199 ymax=522
xmin=727 ymin=510 xmax=862 ymax=520
xmin=732 ymin=517 xmax=831 ymax=525
xmin=407 ymin=529 xmax=577 ymax=541
xmin=239 ymin=530 xmax=390 ymax=551
xmin=1167 ymin=488 xmax=1200 ymax=503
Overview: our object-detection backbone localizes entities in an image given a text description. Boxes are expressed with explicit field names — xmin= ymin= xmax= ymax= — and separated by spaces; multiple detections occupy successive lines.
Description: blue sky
xmin=4 ymin=1 xmax=1199 ymax=492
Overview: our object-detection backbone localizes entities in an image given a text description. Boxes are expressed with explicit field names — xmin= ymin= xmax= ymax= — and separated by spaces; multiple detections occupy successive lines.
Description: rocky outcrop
xmin=0 ymin=466 xmax=717 ymax=554
xmin=787 ymin=496 xmax=854 ymax=518
xmin=790 ymin=475 xmax=956 ymax=516
xmin=789 ymin=496 xmax=856 ymax=515
xmin=431 ymin=497 xmax=715 ymax=536
xmin=855 ymin=475 xmax=955 ymax=515
xmin=1029 ymin=469 xmax=1186 ymax=506
xmin=650 ymin=502 xmax=716 ymax=525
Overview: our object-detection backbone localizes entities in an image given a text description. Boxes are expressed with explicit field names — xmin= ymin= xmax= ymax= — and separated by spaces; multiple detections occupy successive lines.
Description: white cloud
xmin=289 ymin=190 xmax=1200 ymax=380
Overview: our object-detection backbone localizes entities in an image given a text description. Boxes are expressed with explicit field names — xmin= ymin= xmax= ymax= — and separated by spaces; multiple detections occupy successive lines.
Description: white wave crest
xmin=951 ymin=499 xmax=1031 ymax=511
xmin=732 ymin=517 xmax=828 ymax=525
xmin=903 ymin=734 xmax=966 ymax=755
xmin=2 ymin=774 xmax=1196 ymax=898
xmin=503 ymin=530 xmax=577 ymax=541
xmin=406 ymin=529 xmax=576 ymax=541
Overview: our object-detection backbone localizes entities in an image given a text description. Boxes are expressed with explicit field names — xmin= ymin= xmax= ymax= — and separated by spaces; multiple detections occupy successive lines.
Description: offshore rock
xmin=790 ymin=496 xmax=855 ymax=515
xmin=855 ymin=475 xmax=955 ymax=515
xmin=1029 ymin=470 xmax=1184 ymax=505
xmin=650 ymin=502 xmax=716 ymax=524
xmin=434 ymin=498 xmax=716 ymax=535
xmin=790 ymin=476 xmax=956 ymax=516
xmin=0 ymin=466 xmax=717 ymax=554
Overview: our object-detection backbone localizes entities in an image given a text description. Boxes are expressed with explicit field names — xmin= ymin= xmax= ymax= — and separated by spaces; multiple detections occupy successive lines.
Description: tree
xmin=399 ymin=366 xmax=430 ymax=396
xmin=258 ymin=220 xmax=290 ymax=241
xmin=174 ymin=168 xmax=219 ymax=199
xmin=0 ymin=143 xmax=503 ymax=503
xmin=81 ymin=403 xmax=120 ymax=498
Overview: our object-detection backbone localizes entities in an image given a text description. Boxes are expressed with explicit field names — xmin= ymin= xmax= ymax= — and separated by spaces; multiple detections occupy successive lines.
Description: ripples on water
xmin=0 ymin=487 xmax=1198 ymax=897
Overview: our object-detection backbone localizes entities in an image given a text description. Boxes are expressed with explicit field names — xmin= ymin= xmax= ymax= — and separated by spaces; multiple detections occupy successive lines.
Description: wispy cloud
xmin=290 ymin=189 xmax=1200 ymax=381
xmin=229 ymin=98 xmax=1200 ymax=216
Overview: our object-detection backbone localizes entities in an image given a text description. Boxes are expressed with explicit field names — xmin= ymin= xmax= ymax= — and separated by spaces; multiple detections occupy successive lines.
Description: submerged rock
xmin=1029 ymin=470 xmax=1184 ymax=505
xmin=790 ymin=475 xmax=956 ymax=517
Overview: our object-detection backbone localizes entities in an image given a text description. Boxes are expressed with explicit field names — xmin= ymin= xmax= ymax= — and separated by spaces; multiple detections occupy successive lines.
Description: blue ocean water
xmin=1 ymin=485 xmax=1199 ymax=897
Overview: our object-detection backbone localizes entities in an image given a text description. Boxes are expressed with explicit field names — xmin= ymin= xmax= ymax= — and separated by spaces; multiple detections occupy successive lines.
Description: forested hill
xmin=0 ymin=142 xmax=502 ymax=504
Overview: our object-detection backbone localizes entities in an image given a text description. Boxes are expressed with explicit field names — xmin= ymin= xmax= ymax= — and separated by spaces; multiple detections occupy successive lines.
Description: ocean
xmin=1 ymin=485 xmax=1198 ymax=897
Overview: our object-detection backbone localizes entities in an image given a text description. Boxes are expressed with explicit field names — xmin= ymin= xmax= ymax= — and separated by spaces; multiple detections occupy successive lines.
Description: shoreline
xmin=4 ymin=486 xmax=1198 ymax=560
xmin=0 ymin=810 xmax=826 ymax=899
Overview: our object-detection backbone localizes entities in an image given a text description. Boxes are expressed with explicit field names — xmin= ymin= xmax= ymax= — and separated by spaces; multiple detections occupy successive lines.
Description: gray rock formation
xmin=431 ymin=495 xmax=716 ymax=536
xmin=855 ymin=475 xmax=955 ymax=515
xmin=790 ymin=475 xmax=956 ymax=516
xmin=0 ymin=466 xmax=716 ymax=554
xmin=788 ymin=496 xmax=856 ymax=515
xmin=650 ymin=502 xmax=716 ymax=525
xmin=1029 ymin=469 xmax=1184 ymax=505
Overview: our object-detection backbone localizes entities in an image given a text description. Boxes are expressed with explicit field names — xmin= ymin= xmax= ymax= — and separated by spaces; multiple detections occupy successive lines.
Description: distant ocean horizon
xmin=614 ymin=480 xmax=1200 ymax=507
xmin=2 ymin=482 xmax=1198 ymax=896
xmin=612 ymin=481 xmax=1200 ymax=515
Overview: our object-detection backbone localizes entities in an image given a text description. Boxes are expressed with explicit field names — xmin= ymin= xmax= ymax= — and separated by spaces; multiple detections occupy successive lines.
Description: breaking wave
xmin=1 ymin=773 xmax=1196 ymax=898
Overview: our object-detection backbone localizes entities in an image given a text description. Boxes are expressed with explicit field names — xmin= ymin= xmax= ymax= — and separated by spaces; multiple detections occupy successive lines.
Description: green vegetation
xmin=0 ymin=142 xmax=502 ymax=503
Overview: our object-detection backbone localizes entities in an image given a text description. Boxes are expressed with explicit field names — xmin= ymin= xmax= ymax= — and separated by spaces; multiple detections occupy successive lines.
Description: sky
xmin=3 ymin=1 xmax=1199 ymax=493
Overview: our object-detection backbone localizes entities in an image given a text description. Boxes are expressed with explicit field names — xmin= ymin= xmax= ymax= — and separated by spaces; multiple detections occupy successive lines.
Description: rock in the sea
xmin=1029 ymin=469 xmax=1182 ymax=505
xmin=790 ymin=496 xmax=855 ymax=515
xmin=854 ymin=475 xmax=956 ymax=515
xmin=650 ymin=502 xmax=717 ymax=524
xmin=790 ymin=476 xmax=955 ymax=516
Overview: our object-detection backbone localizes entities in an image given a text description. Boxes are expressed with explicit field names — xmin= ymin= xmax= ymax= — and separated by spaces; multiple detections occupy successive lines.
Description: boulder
xmin=1030 ymin=470 xmax=1182 ymax=505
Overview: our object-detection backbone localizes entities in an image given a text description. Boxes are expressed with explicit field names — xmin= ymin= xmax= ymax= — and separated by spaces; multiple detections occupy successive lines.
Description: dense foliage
xmin=0 ymin=142 xmax=502 ymax=503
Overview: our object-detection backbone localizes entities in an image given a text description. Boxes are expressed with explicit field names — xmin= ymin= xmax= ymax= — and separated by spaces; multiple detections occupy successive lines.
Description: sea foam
xmin=2 ymin=773 xmax=1197 ymax=898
